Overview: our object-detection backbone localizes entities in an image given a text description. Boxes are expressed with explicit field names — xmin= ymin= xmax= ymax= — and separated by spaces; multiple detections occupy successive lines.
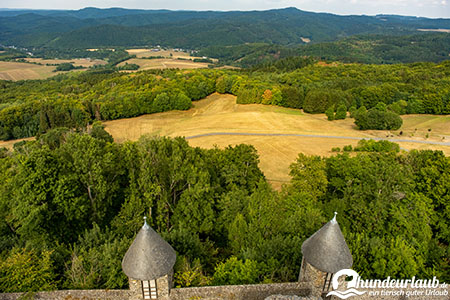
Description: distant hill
xmin=1 ymin=7 xmax=450 ymax=49
xmin=198 ymin=32 xmax=450 ymax=66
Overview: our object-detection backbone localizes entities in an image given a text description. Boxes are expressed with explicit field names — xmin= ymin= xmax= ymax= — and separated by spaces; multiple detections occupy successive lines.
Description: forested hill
xmin=1 ymin=7 xmax=450 ymax=48
xmin=198 ymin=33 xmax=450 ymax=66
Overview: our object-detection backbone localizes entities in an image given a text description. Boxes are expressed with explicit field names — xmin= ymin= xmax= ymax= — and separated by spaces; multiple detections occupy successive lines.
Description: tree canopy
xmin=0 ymin=130 xmax=448 ymax=292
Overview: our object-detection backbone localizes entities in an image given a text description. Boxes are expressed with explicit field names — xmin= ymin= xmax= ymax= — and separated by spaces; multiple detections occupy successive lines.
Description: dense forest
xmin=2 ymin=8 xmax=450 ymax=49
xmin=4 ymin=32 xmax=450 ymax=68
xmin=198 ymin=33 xmax=450 ymax=66
xmin=1 ymin=61 xmax=449 ymax=140
xmin=0 ymin=131 xmax=448 ymax=292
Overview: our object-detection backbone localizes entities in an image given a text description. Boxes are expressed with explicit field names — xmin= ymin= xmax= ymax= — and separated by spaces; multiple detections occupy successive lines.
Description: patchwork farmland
xmin=0 ymin=61 xmax=60 ymax=81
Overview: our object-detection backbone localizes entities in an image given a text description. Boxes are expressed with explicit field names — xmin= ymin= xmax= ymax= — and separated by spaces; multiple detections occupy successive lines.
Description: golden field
xmin=1 ymin=94 xmax=448 ymax=189
xmin=0 ymin=58 xmax=107 ymax=81
xmin=126 ymin=48 xmax=214 ymax=61
xmin=118 ymin=58 xmax=210 ymax=70
xmin=101 ymin=94 xmax=450 ymax=188
xmin=0 ymin=61 xmax=59 ymax=80
xmin=24 ymin=58 xmax=107 ymax=67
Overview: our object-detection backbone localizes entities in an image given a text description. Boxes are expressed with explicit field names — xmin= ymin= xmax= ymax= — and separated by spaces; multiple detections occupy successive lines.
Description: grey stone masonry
xmin=0 ymin=289 xmax=129 ymax=300
xmin=0 ymin=282 xmax=312 ymax=300
xmin=1 ymin=284 xmax=448 ymax=300
xmin=169 ymin=282 xmax=313 ymax=300
xmin=298 ymin=258 xmax=327 ymax=294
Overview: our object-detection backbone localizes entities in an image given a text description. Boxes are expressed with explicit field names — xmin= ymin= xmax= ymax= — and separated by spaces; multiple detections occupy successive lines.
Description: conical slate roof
xmin=301 ymin=212 xmax=353 ymax=274
xmin=122 ymin=218 xmax=176 ymax=280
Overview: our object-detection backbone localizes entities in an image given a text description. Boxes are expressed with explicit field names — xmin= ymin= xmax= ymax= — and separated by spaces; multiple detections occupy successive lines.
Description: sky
xmin=1 ymin=0 xmax=449 ymax=18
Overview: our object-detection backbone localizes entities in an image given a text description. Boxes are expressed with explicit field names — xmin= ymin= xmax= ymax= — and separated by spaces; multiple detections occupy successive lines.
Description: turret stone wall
xmin=169 ymin=282 xmax=313 ymax=300
xmin=128 ymin=275 xmax=171 ymax=300
xmin=0 ymin=282 xmax=312 ymax=300
xmin=1 ymin=283 xmax=448 ymax=300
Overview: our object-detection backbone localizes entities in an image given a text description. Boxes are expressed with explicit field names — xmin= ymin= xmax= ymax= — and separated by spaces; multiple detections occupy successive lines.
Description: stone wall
xmin=298 ymin=258 xmax=328 ymax=292
xmin=0 ymin=289 xmax=129 ymax=300
xmin=169 ymin=282 xmax=314 ymax=300
xmin=1 ymin=283 xmax=447 ymax=300
xmin=128 ymin=275 xmax=171 ymax=300
xmin=0 ymin=282 xmax=313 ymax=300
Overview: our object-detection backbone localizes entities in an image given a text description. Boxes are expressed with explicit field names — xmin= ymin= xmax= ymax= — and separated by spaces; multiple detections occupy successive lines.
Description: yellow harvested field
xmin=127 ymin=48 xmax=191 ymax=58
xmin=118 ymin=58 xmax=210 ymax=70
xmin=0 ymin=94 xmax=448 ymax=188
xmin=0 ymin=137 xmax=35 ymax=149
xmin=1 ymin=94 xmax=448 ymax=188
xmin=126 ymin=48 xmax=218 ymax=62
xmin=417 ymin=29 xmax=450 ymax=33
xmin=127 ymin=49 xmax=192 ymax=59
xmin=25 ymin=58 xmax=107 ymax=67
xmin=101 ymin=94 xmax=450 ymax=188
xmin=401 ymin=114 xmax=450 ymax=136
xmin=0 ymin=61 xmax=59 ymax=80
xmin=363 ymin=114 xmax=450 ymax=143
xmin=0 ymin=58 xmax=107 ymax=81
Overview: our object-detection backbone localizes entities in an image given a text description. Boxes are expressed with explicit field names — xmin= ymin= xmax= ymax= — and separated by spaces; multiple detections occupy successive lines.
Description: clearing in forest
xmin=0 ymin=61 xmax=60 ymax=81
xmin=0 ymin=94 xmax=448 ymax=188
xmin=126 ymin=48 xmax=214 ymax=61
xmin=117 ymin=58 xmax=210 ymax=70
xmin=102 ymin=94 xmax=450 ymax=189
xmin=24 ymin=58 xmax=107 ymax=68
xmin=0 ymin=59 xmax=105 ymax=81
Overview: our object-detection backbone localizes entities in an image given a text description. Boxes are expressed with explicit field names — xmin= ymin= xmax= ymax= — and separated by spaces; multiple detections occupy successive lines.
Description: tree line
xmin=0 ymin=131 xmax=448 ymax=292
xmin=1 ymin=61 xmax=449 ymax=140
xmin=0 ymin=69 xmax=215 ymax=140
xmin=232 ymin=61 xmax=449 ymax=130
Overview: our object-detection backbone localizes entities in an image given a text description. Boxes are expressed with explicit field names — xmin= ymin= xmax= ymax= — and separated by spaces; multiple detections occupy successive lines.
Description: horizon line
xmin=0 ymin=6 xmax=447 ymax=19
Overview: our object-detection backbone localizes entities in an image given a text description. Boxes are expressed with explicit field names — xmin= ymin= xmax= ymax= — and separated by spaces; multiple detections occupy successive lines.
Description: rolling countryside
xmin=0 ymin=4 xmax=449 ymax=298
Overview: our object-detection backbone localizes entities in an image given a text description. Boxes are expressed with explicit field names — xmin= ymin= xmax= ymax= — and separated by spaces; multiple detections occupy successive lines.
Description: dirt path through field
xmin=185 ymin=132 xmax=450 ymax=146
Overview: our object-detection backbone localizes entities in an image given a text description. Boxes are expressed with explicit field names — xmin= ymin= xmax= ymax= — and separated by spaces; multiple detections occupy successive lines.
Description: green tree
xmin=59 ymin=133 xmax=125 ymax=226
xmin=289 ymin=153 xmax=328 ymax=199
xmin=55 ymin=63 xmax=76 ymax=71
xmin=152 ymin=92 xmax=171 ymax=113
xmin=335 ymin=102 xmax=347 ymax=120
xmin=90 ymin=122 xmax=114 ymax=143
xmin=325 ymin=105 xmax=335 ymax=121
xmin=212 ymin=256 xmax=262 ymax=285
xmin=280 ymin=86 xmax=303 ymax=108
xmin=0 ymin=248 xmax=56 ymax=292
xmin=349 ymin=105 xmax=357 ymax=117
xmin=383 ymin=111 xmax=403 ymax=130
xmin=216 ymin=76 xmax=227 ymax=94
xmin=65 ymin=225 xmax=129 ymax=289
xmin=173 ymin=93 xmax=192 ymax=110
xmin=304 ymin=90 xmax=332 ymax=113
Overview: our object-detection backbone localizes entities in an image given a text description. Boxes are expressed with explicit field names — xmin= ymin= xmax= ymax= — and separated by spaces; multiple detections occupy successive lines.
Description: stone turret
xmin=298 ymin=212 xmax=352 ymax=297
xmin=122 ymin=217 xmax=176 ymax=300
